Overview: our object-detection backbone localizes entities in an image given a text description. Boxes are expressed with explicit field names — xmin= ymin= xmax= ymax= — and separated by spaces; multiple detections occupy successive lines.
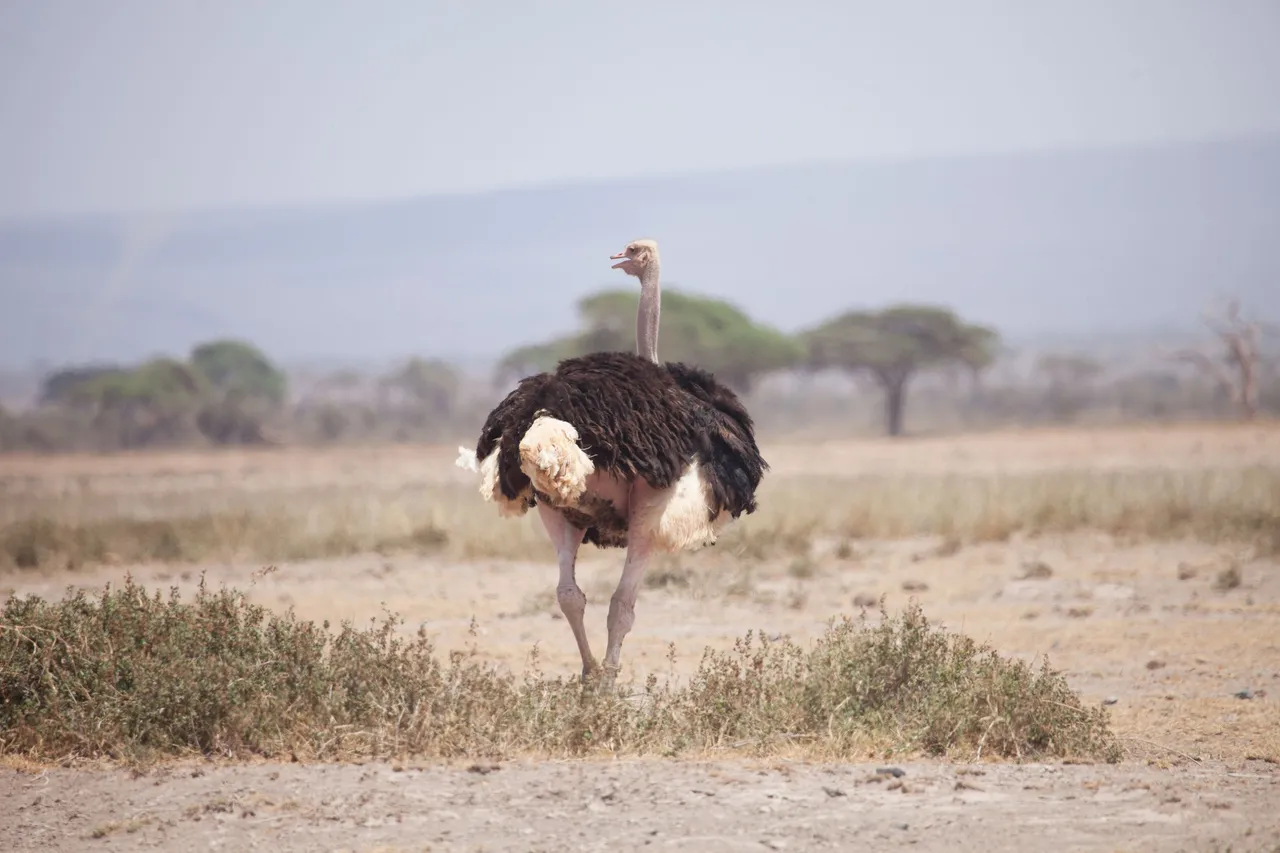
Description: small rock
xmin=853 ymin=593 xmax=879 ymax=608
xmin=1020 ymin=560 xmax=1054 ymax=580
xmin=893 ymin=822 xmax=910 ymax=831
xmin=875 ymin=766 xmax=906 ymax=778
xmin=822 ymin=786 xmax=846 ymax=798
xmin=1176 ymin=563 xmax=1197 ymax=581
xmin=762 ymin=840 xmax=788 ymax=851
xmin=1103 ymin=696 xmax=1119 ymax=706
xmin=1234 ymin=689 xmax=1254 ymax=700
xmin=901 ymin=580 xmax=929 ymax=592
xmin=1146 ymin=660 xmax=1167 ymax=671
xmin=1213 ymin=565 xmax=1242 ymax=592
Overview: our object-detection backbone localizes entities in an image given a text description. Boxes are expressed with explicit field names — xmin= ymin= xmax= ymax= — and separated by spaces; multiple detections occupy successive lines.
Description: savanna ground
xmin=1 ymin=422 xmax=1278 ymax=852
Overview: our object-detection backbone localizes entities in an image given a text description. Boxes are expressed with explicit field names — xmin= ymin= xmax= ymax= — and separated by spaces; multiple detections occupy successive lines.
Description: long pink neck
xmin=636 ymin=261 xmax=661 ymax=363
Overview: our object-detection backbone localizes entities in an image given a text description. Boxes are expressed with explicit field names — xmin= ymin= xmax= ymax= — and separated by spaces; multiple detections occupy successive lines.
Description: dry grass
xmin=0 ymin=575 xmax=1119 ymax=765
xmin=1 ymin=465 xmax=1277 ymax=572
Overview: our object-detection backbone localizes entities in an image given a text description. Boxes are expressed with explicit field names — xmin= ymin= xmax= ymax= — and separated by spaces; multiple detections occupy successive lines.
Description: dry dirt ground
xmin=2 ymin=424 xmax=1279 ymax=851
xmin=4 ymin=758 xmax=1279 ymax=852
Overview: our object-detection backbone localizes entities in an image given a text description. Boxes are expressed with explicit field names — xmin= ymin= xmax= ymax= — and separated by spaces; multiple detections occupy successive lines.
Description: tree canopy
xmin=34 ymin=341 xmax=288 ymax=449
xmin=190 ymin=339 xmax=288 ymax=406
xmin=801 ymin=304 xmax=1000 ymax=436
xmin=498 ymin=288 xmax=802 ymax=392
xmin=39 ymin=365 xmax=130 ymax=408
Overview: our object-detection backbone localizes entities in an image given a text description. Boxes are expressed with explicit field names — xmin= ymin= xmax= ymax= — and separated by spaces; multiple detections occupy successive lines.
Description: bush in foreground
xmin=0 ymin=576 xmax=1120 ymax=764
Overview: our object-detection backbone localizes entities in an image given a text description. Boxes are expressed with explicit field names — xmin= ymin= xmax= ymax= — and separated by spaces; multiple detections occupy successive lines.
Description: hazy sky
xmin=2 ymin=0 xmax=1279 ymax=219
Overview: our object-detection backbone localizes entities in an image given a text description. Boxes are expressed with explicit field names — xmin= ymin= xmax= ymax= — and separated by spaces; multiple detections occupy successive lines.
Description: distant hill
xmin=2 ymin=136 xmax=1277 ymax=369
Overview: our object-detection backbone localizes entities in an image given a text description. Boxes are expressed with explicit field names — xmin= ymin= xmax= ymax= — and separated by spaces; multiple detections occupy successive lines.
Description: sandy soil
xmin=4 ymin=758 xmax=1279 ymax=852
xmin=2 ymin=424 xmax=1278 ymax=851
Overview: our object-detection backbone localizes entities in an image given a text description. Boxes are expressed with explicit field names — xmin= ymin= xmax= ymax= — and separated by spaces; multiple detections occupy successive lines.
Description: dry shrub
xmin=0 ymin=577 xmax=1119 ymax=764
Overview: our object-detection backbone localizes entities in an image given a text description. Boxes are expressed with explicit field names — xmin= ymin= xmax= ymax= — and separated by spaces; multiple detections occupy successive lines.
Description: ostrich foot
xmin=578 ymin=657 xmax=623 ymax=691
xmin=580 ymin=661 xmax=619 ymax=694
xmin=598 ymin=663 xmax=621 ymax=692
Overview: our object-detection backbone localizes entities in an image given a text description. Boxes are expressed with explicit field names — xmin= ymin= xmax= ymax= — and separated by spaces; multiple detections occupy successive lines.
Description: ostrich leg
xmin=601 ymin=533 xmax=654 ymax=687
xmin=536 ymin=503 xmax=599 ymax=680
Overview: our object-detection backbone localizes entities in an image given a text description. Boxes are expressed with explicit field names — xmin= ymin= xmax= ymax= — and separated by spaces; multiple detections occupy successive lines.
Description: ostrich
xmin=456 ymin=238 xmax=767 ymax=685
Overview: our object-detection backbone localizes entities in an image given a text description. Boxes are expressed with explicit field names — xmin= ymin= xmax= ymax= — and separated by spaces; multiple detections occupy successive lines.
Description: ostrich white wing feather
xmin=455 ymin=446 xmax=479 ymax=472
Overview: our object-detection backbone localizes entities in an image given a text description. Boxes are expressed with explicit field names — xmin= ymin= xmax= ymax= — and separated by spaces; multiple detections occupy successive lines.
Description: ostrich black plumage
xmin=457 ymin=239 xmax=767 ymax=684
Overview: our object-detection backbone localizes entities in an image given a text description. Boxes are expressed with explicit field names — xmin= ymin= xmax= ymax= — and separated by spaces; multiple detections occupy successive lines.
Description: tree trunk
xmin=967 ymin=366 xmax=985 ymax=404
xmin=880 ymin=373 xmax=909 ymax=437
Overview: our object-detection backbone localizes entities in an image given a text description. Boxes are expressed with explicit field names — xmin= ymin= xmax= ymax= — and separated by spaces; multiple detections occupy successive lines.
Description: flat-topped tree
xmin=497 ymin=289 xmax=800 ymax=393
xmin=802 ymin=304 xmax=1000 ymax=437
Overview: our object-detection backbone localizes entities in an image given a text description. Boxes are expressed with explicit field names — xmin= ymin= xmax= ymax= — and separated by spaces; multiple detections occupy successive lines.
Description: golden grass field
xmin=1 ymin=421 xmax=1278 ymax=851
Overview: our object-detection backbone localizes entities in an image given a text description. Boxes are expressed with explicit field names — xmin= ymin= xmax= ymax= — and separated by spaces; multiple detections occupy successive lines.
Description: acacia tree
xmin=1171 ymin=299 xmax=1275 ymax=421
xmin=190 ymin=340 xmax=287 ymax=405
xmin=497 ymin=288 xmax=801 ymax=392
xmin=801 ymin=304 xmax=1000 ymax=437
xmin=189 ymin=340 xmax=288 ymax=445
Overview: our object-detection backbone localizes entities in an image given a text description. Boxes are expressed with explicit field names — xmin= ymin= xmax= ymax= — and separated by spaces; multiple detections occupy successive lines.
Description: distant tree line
xmin=0 ymin=291 xmax=1274 ymax=454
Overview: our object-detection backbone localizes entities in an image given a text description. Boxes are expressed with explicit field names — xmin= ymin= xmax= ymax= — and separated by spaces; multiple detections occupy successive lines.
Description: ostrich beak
xmin=610 ymin=250 xmax=629 ymax=270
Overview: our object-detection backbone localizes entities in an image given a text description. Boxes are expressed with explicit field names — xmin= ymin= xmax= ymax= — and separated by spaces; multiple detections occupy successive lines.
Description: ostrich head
xmin=609 ymin=239 xmax=659 ymax=278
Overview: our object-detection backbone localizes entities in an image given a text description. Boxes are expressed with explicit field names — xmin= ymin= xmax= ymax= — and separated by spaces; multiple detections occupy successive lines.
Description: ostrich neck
xmin=636 ymin=262 xmax=661 ymax=363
